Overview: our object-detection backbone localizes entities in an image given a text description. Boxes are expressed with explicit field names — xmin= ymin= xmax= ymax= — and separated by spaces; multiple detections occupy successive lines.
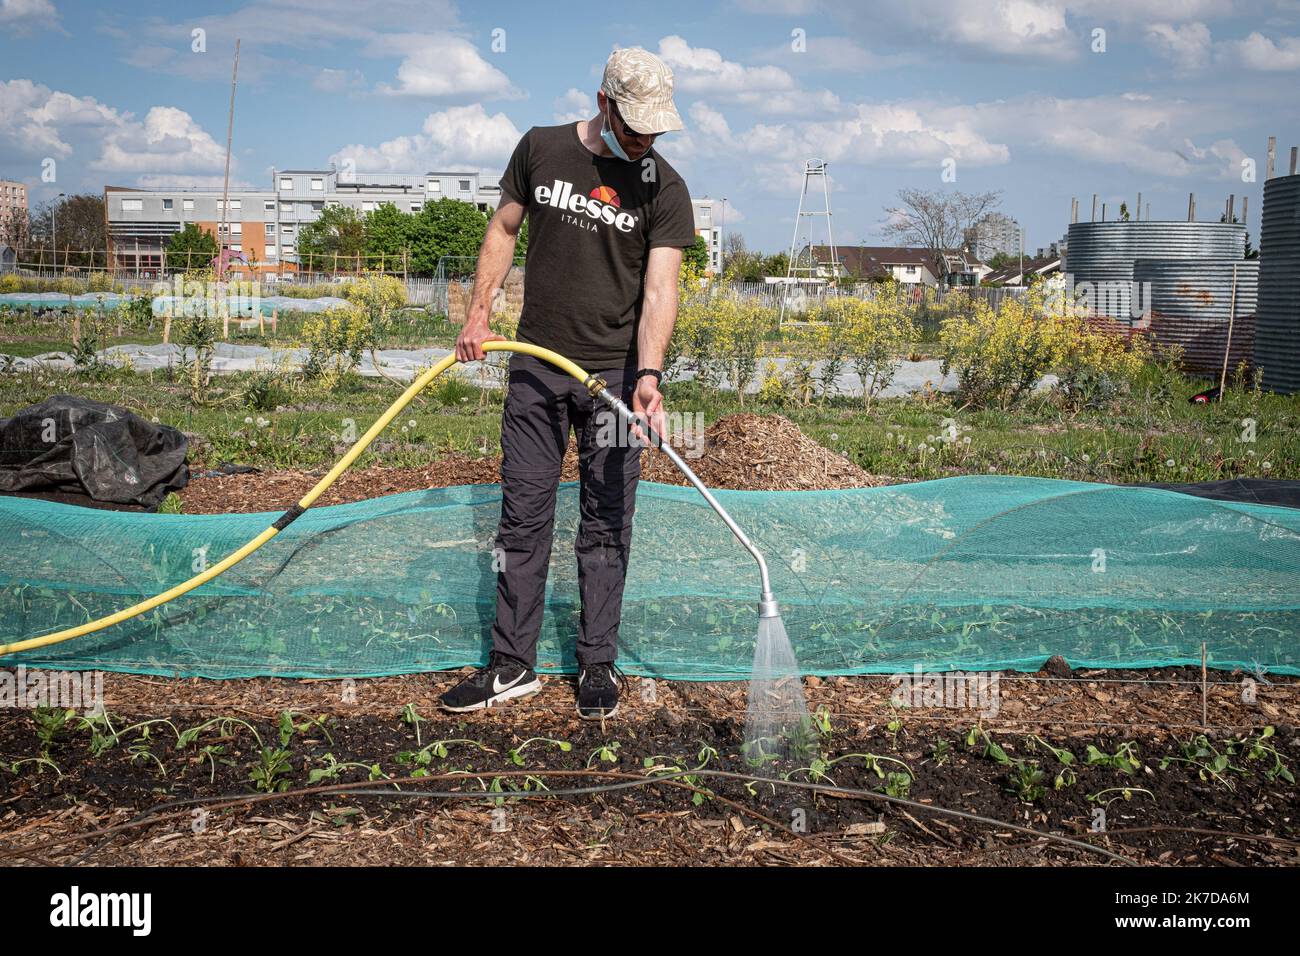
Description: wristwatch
xmin=635 ymin=368 xmax=663 ymax=385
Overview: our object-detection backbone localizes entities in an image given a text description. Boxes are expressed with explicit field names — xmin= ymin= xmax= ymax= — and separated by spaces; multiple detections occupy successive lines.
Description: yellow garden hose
xmin=0 ymin=339 xmax=777 ymax=659
xmin=0 ymin=343 xmax=596 ymax=658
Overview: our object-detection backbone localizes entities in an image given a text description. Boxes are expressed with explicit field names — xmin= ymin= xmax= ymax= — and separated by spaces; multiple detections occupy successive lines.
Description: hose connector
xmin=759 ymin=591 xmax=780 ymax=619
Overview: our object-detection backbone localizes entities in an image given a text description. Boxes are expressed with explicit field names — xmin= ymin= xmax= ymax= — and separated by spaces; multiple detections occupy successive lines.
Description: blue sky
xmin=2 ymin=0 xmax=1298 ymax=255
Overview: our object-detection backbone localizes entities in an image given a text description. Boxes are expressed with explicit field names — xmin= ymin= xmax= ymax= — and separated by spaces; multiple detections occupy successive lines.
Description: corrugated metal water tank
xmin=1065 ymin=221 xmax=1246 ymax=322
xmin=1254 ymin=174 xmax=1300 ymax=394
xmin=1133 ymin=259 xmax=1258 ymax=375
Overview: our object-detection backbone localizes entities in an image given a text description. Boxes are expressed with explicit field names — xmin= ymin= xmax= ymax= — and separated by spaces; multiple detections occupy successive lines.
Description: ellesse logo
xmin=534 ymin=179 xmax=639 ymax=233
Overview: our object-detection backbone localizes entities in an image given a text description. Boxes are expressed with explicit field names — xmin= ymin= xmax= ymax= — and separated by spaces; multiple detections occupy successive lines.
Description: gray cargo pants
xmin=490 ymin=352 xmax=642 ymax=667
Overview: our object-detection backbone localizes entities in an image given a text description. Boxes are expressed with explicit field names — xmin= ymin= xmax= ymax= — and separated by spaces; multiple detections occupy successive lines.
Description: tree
xmin=166 ymin=222 xmax=218 ymax=270
xmin=684 ymin=234 xmax=710 ymax=275
xmin=363 ymin=202 xmax=409 ymax=270
xmin=298 ymin=204 xmax=366 ymax=272
xmin=883 ymin=188 xmax=1001 ymax=284
xmin=405 ymin=197 xmax=490 ymax=276
xmin=30 ymin=193 xmax=106 ymax=268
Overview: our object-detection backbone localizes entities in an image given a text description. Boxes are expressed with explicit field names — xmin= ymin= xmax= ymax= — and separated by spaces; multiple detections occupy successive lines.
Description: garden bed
xmin=2 ymin=666 xmax=1297 ymax=867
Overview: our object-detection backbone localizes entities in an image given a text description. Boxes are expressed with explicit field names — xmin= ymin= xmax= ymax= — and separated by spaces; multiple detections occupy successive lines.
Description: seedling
xmin=249 ymin=747 xmax=294 ymax=793
xmin=1006 ymin=761 xmax=1047 ymax=803
xmin=397 ymin=738 xmax=495 ymax=775
xmin=586 ymin=742 xmax=621 ymax=768
xmin=1085 ymin=741 xmax=1141 ymax=774
xmin=1242 ymin=727 xmax=1294 ymax=784
xmin=31 ymin=706 xmax=74 ymax=752
xmin=279 ymin=711 xmax=333 ymax=746
xmin=309 ymin=753 xmax=389 ymax=784
xmin=966 ymin=726 xmax=1011 ymax=765
xmin=1027 ymin=734 xmax=1077 ymax=789
xmin=507 ymin=737 xmax=571 ymax=766
xmin=400 ymin=704 xmax=425 ymax=746
xmin=1087 ymin=786 xmax=1154 ymax=809
xmin=1159 ymin=734 xmax=1243 ymax=789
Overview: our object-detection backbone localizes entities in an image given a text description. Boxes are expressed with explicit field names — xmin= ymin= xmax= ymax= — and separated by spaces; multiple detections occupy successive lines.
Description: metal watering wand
xmin=584 ymin=376 xmax=780 ymax=620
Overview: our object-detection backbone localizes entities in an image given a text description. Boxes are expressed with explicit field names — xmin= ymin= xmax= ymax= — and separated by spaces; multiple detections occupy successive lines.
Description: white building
xmin=691 ymin=198 xmax=722 ymax=274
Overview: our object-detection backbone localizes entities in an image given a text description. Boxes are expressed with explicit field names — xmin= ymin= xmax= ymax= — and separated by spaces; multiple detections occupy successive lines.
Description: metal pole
xmin=592 ymin=385 xmax=776 ymax=615
xmin=1219 ymin=263 xmax=1239 ymax=397
xmin=218 ymin=39 xmax=241 ymax=281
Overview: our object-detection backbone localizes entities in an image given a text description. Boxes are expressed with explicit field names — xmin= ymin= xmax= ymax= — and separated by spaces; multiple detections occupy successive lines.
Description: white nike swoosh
xmin=493 ymin=672 xmax=526 ymax=694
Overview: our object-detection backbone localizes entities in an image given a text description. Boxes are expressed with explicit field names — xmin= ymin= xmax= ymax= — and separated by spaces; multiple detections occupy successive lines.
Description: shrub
xmin=821 ymin=283 xmax=916 ymax=408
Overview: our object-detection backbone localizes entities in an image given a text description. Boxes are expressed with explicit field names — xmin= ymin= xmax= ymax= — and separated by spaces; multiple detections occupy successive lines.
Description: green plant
xmin=586 ymin=742 xmax=620 ymax=768
xmin=400 ymin=703 xmax=425 ymax=746
xmin=279 ymin=711 xmax=333 ymax=747
xmin=966 ymin=726 xmax=1011 ymax=764
xmin=1006 ymin=760 xmax=1047 ymax=803
xmin=1242 ymin=727 xmax=1294 ymax=784
xmin=1085 ymin=741 xmax=1141 ymax=774
xmin=507 ymin=737 xmax=572 ymax=766
xmin=308 ymin=753 xmax=389 ymax=784
xmin=1027 ymin=734 xmax=1077 ymax=789
xmin=249 ymin=747 xmax=294 ymax=793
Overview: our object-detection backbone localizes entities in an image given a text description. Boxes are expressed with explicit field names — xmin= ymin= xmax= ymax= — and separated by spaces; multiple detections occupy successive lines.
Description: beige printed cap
xmin=600 ymin=47 xmax=684 ymax=134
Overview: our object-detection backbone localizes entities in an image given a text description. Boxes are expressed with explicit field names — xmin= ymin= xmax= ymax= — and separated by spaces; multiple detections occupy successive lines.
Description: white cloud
xmin=1219 ymin=31 xmax=1300 ymax=71
xmin=313 ymin=68 xmax=365 ymax=93
xmin=94 ymin=106 xmax=226 ymax=174
xmin=330 ymin=103 xmax=521 ymax=173
xmin=0 ymin=80 xmax=228 ymax=190
xmin=0 ymin=0 xmax=60 ymax=31
xmin=135 ymin=174 xmax=256 ymax=190
xmin=656 ymin=36 xmax=797 ymax=94
xmin=370 ymin=33 xmax=518 ymax=99
xmin=1146 ymin=22 xmax=1213 ymax=70
xmin=553 ymin=88 xmax=593 ymax=124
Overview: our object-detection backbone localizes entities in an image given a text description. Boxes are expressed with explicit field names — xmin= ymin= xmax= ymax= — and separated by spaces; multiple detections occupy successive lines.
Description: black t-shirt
xmin=498 ymin=123 xmax=696 ymax=369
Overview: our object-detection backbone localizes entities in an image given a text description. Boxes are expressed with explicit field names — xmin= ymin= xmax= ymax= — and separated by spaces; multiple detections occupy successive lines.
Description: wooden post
xmin=1188 ymin=194 xmax=1196 ymax=222
xmin=1201 ymin=642 xmax=1209 ymax=730
xmin=1242 ymin=197 xmax=1249 ymax=231
xmin=1266 ymin=136 xmax=1276 ymax=180
xmin=1091 ymin=194 xmax=1097 ymax=221
xmin=1220 ymin=263 xmax=1239 ymax=396
xmin=272 ymin=306 xmax=278 ymax=334
xmin=1101 ymin=202 xmax=1107 ymax=222
xmin=1136 ymin=192 xmax=1142 ymax=221
xmin=1291 ymin=146 xmax=1299 ymax=176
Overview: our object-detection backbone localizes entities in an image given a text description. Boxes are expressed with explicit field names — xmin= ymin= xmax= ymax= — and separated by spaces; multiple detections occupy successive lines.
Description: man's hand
xmin=455 ymin=308 xmax=506 ymax=362
xmin=630 ymin=374 xmax=666 ymax=449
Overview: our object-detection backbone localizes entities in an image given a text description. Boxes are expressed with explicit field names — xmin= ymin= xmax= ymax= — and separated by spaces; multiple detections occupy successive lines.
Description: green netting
xmin=3 ymin=476 xmax=1299 ymax=679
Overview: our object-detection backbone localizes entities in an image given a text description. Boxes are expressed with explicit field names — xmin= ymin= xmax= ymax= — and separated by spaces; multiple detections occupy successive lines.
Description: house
xmin=981 ymin=255 xmax=1061 ymax=286
xmin=803 ymin=245 xmax=989 ymax=288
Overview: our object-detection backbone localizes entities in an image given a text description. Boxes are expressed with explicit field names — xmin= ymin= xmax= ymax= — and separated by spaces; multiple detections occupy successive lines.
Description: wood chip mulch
xmin=179 ymin=413 xmax=884 ymax=514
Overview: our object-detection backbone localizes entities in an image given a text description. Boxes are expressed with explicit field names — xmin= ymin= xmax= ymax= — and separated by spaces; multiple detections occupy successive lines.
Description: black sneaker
xmin=439 ymin=652 xmax=541 ymax=712
xmin=576 ymin=661 xmax=625 ymax=720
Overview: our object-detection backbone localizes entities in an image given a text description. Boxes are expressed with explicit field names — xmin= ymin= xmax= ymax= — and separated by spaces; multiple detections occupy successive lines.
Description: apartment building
xmin=105 ymin=167 xmax=501 ymax=274
xmin=0 ymin=179 xmax=28 ymax=243
xmin=691 ymin=197 xmax=722 ymax=274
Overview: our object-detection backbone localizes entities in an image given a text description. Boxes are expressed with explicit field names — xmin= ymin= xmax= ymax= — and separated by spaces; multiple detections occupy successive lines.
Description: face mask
xmin=600 ymin=103 xmax=633 ymax=162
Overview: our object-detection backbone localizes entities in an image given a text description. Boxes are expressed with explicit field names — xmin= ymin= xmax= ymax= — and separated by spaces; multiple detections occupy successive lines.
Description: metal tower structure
xmin=780 ymin=159 xmax=839 ymax=325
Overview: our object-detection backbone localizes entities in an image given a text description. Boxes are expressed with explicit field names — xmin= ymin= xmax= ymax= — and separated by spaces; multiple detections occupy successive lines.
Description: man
xmin=439 ymin=47 xmax=696 ymax=719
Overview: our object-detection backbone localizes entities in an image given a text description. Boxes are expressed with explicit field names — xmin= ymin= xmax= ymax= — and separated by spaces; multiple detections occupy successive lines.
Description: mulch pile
xmin=180 ymin=413 xmax=882 ymax=514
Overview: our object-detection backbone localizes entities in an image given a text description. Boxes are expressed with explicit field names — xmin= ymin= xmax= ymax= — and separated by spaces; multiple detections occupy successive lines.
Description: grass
xmin=2 ymin=350 xmax=1297 ymax=484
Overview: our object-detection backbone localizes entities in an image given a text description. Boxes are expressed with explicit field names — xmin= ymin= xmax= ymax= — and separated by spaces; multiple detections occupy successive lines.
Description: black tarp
xmin=1136 ymin=478 xmax=1300 ymax=510
xmin=0 ymin=395 xmax=188 ymax=509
